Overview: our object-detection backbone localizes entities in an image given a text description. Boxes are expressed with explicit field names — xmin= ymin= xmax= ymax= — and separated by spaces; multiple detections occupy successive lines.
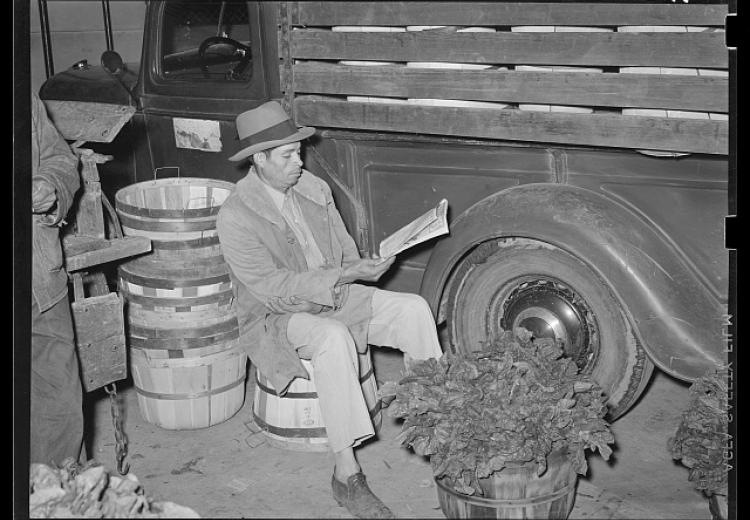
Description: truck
xmin=39 ymin=0 xmax=731 ymax=419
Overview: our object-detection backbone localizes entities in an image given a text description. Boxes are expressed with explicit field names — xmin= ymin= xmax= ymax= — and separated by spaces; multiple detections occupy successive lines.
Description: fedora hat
xmin=228 ymin=101 xmax=315 ymax=162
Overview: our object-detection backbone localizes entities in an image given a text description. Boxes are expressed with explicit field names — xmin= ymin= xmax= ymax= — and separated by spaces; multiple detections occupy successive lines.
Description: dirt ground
xmin=82 ymin=348 xmax=714 ymax=519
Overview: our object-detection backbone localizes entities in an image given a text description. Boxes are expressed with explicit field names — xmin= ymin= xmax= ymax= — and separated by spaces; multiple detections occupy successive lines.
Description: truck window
xmin=161 ymin=0 xmax=252 ymax=82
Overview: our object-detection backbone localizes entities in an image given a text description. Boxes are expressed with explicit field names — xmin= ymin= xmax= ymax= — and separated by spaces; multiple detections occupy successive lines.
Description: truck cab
xmin=40 ymin=0 xmax=731 ymax=419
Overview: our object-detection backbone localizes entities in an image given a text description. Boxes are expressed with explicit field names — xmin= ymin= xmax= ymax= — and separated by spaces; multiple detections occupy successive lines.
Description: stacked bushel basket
xmin=116 ymin=178 xmax=246 ymax=430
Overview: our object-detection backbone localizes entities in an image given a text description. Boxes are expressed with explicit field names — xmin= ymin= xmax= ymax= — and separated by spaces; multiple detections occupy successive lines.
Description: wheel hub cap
xmin=494 ymin=279 xmax=598 ymax=371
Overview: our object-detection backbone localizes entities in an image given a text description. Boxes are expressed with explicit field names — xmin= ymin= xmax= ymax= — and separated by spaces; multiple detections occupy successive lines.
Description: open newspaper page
xmin=378 ymin=199 xmax=449 ymax=259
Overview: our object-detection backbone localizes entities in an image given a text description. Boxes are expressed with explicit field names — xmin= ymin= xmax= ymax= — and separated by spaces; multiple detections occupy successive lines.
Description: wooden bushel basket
xmin=435 ymin=448 xmax=578 ymax=519
xmin=129 ymin=342 xmax=247 ymax=430
xmin=70 ymin=291 xmax=128 ymax=393
xmin=253 ymin=349 xmax=382 ymax=452
xmin=116 ymin=178 xmax=245 ymax=429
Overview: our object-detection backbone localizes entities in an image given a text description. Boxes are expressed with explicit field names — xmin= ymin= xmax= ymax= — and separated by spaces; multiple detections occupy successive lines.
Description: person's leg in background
xmin=30 ymin=297 xmax=85 ymax=467
xmin=367 ymin=289 xmax=443 ymax=371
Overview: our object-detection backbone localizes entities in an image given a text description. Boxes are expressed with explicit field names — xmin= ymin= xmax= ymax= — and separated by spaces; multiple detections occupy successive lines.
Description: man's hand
xmin=265 ymin=295 xmax=328 ymax=314
xmin=339 ymin=256 xmax=396 ymax=284
xmin=32 ymin=178 xmax=57 ymax=214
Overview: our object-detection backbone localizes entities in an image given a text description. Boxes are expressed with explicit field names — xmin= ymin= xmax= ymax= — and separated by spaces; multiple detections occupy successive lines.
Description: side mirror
xmin=101 ymin=50 xmax=124 ymax=75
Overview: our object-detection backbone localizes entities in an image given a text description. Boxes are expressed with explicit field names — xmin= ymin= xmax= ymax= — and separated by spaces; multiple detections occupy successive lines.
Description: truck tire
xmin=442 ymin=238 xmax=653 ymax=420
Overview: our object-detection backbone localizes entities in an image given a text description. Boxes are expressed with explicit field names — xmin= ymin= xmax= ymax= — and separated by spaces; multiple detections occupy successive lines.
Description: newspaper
xmin=378 ymin=198 xmax=449 ymax=259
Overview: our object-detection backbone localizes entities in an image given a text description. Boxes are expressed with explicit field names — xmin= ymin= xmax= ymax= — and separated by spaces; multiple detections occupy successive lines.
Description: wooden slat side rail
xmin=278 ymin=1 xmax=295 ymax=117
xmin=293 ymin=63 xmax=728 ymax=113
xmin=294 ymin=97 xmax=728 ymax=155
xmin=293 ymin=2 xmax=728 ymax=27
xmin=290 ymin=31 xmax=727 ymax=69
xmin=65 ymin=236 xmax=152 ymax=272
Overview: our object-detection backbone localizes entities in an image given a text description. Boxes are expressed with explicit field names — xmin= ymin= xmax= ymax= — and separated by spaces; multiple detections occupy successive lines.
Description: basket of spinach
xmin=381 ymin=329 xmax=614 ymax=505
xmin=668 ymin=367 xmax=731 ymax=520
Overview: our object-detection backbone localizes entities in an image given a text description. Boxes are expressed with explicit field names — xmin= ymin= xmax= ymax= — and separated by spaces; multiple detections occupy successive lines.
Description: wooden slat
xmin=293 ymin=63 xmax=728 ymax=112
xmin=290 ymin=30 xmax=727 ymax=69
xmin=293 ymin=2 xmax=727 ymax=27
xmin=279 ymin=1 xmax=295 ymax=116
xmin=65 ymin=236 xmax=152 ymax=272
xmin=294 ymin=97 xmax=728 ymax=155
xmin=63 ymin=235 xmax=110 ymax=257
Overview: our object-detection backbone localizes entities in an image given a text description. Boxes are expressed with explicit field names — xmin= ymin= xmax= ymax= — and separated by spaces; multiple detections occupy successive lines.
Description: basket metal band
xmin=252 ymin=405 xmax=380 ymax=439
xmin=117 ymin=257 xmax=231 ymax=289
xmin=128 ymin=328 xmax=239 ymax=350
xmin=128 ymin=317 xmax=238 ymax=339
xmin=150 ymin=235 xmax=221 ymax=250
xmin=116 ymin=203 xmax=221 ymax=219
xmin=256 ymin=377 xmax=317 ymax=399
xmin=135 ymin=377 xmax=244 ymax=401
xmin=255 ymin=366 xmax=375 ymax=398
xmin=121 ymin=288 xmax=234 ymax=310
xmin=435 ymin=476 xmax=575 ymax=507
xmin=252 ymin=412 xmax=327 ymax=439
xmin=118 ymin=267 xmax=230 ymax=290
xmin=117 ymin=213 xmax=218 ymax=233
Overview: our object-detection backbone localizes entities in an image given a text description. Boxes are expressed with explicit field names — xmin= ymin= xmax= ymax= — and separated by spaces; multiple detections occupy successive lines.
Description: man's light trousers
xmin=287 ymin=288 xmax=442 ymax=452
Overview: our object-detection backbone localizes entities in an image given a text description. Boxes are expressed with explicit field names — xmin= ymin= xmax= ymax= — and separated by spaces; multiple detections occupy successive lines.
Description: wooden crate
xmin=282 ymin=1 xmax=728 ymax=155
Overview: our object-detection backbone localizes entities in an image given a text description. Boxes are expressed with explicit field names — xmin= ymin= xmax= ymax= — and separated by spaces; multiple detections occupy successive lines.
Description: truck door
xmin=134 ymin=0 xmax=279 ymax=184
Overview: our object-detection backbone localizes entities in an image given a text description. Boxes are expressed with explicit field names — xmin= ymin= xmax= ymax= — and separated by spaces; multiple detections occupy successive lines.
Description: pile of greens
xmin=668 ymin=367 xmax=731 ymax=496
xmin=29 ymin=458 xmax=200 ymax=518
xmin=383 ymin=330 xmax=614 ymax=496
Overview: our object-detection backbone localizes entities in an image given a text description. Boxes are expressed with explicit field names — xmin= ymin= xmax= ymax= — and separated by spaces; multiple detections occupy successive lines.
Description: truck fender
xmin=420 ymin=183 xmax=724 ymax=381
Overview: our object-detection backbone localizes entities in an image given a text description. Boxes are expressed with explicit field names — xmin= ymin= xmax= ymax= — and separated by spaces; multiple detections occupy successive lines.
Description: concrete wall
xmin=30 ymin=0 xmax=146 ymax=93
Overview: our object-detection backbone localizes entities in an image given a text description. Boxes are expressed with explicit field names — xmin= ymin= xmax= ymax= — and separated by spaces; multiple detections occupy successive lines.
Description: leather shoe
xmin=331 ymin=472 xmax=395 ymax=519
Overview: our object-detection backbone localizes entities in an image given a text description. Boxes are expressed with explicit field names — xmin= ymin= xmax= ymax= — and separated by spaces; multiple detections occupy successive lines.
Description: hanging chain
xmin=103 ymin=383 xmax=130 ymax=475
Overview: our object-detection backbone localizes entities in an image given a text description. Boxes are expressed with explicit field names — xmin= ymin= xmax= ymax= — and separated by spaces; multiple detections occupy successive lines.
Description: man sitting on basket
xmin=216 ymin=101 xmax=443 ymax=519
